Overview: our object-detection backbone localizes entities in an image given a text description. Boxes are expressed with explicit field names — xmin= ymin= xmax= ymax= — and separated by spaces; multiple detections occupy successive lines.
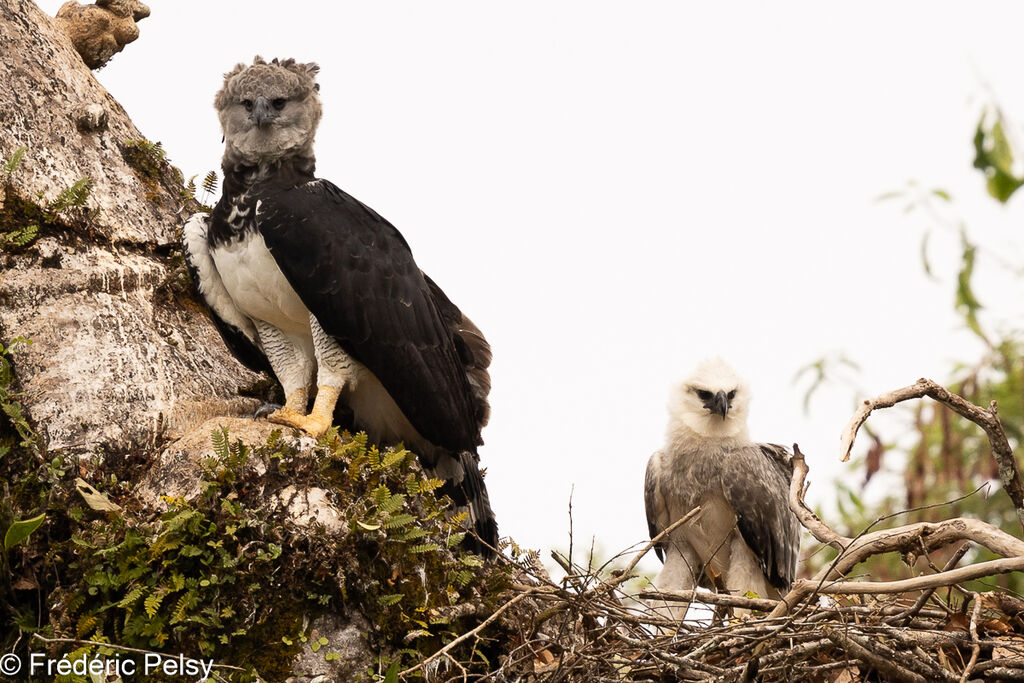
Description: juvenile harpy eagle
xmin=182 ymin=57 xmax=497 ymax=554
xmin=644 ymin=358 xmax=799 ymax=614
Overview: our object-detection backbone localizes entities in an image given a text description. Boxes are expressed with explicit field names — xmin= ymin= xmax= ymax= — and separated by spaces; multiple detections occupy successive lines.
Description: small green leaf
xmin=4 ymin=512 xmax=45 ymax=549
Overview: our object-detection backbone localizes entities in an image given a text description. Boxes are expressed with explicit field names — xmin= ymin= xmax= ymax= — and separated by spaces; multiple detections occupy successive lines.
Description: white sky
xmin=35 ymin=1 xmax=1024 ymax=575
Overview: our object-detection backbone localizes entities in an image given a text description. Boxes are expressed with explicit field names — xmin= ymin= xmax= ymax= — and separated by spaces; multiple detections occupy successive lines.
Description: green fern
xmin=409 ymin=543 xmax=442 ymax=554
xmin=171 ymin=589 xmax=198 ymax=624
xmin=382 ymin=513 xmax=415 ymax=529
xmin=118 ymin=584 xmax=147 ymax=610
xmin=2 ymin=223 xmax=38 ymax=247
xmin=76 ymin=614 xmax=98 ymax=638
xmin=211 ymin=427 xmax=229 ymax=459
xmin=3 ymin=146 xmax=27 ymax=176
xmin=202 ymin=170 xmax=218 ymax=194
xmin=382 ymin=448 xmax=408 ymax=469
xmin=47 ymin=177 xmax=92 ymax=213
xmin=379 ymin=493 xmax=406 ymax=515
xmin=377 ymin=593 xmax=404 ymax=607
xmin=392 ymin=527 xmax=428 ymax=542
xmin=372 ymin=484 xmax=392 ymax=506
xmin=368 ymin=446 xmax=382 ymax=470
xmin=183 ymin=175 xmax=197 ymax=200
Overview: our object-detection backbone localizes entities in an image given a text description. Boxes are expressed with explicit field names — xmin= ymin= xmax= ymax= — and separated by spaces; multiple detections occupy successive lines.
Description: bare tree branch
xmin=838 ymin=378 xmax=1024 ymax=531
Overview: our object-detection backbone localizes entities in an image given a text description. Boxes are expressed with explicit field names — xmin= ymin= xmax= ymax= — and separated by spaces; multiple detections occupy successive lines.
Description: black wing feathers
xmin=722 ymin=443 xmax=799 ymax=589
xmin=255 ymin=179 xmax=480 ymax=453
xmin=643 ymin=458 xmax=665 ymax=562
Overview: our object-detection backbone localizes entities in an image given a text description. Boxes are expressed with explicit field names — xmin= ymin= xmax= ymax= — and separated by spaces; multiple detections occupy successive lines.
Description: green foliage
xmin=0 ymin=336 xmax=36 ymax=460
xmin=47 ymin=178 xmax=93 ymax=215
xmin=3 ymin=147 xmax=26 ymax=176
xmin=202 ymin=170 xmax=218 ymax=196
xmin=182 ymin=170 xmax=218 ymax=213
xmin=123 ymin=138 xmax=167 ymax=167
xmin=3 ymin=512 xmax=45 ymax=550
xmin=973 ymin=109 xmax=1024 ymax=203
xmin=817 ymin=106 xmax=1024 ymax=591
xmin=121 ymin=139 xmax=187 ymax=207
xmin=0 ymin=334 xmax=79 ymax=656
xmin=45 ymin=427 xmax=503 ymax=680
xmin=0 ymin=147 xmax=92 ymax=252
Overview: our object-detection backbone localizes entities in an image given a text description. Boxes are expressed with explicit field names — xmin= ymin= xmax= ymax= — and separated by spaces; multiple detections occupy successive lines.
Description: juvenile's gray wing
xmin=645 ymin=451 xmax=667 ymax=563
xmin=720 ymin=443 xmax=799 ymax=589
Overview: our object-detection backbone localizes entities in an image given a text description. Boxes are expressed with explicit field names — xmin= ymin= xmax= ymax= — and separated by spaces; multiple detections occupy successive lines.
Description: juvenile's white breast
xmin=211 ymin=231 xmax=311 ymax=336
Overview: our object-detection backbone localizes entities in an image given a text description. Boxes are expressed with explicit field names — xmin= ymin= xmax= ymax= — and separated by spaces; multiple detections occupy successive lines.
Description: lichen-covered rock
xmin=0 ymin=0 xmax=263 ymax=458
xmin=54 ymin=0 xmax=150 ymax=69
xmin=135 ymin=417 xmax=275 ymax=507
xmin=290 ymin=612 xmax=375 ymax=683
xmin=1 ymin=0 xmax=182 ymax=244
xmin=136 ymin=417 xmax=344 ymax=532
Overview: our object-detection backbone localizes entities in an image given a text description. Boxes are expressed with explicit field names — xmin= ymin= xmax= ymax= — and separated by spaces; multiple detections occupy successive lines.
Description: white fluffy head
xmin=666 ymin=357 xmax=752 ymax=444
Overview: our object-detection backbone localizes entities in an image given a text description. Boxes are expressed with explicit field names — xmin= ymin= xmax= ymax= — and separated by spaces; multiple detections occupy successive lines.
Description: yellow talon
xmin=265 ymin=385 xmax=341 ymax=438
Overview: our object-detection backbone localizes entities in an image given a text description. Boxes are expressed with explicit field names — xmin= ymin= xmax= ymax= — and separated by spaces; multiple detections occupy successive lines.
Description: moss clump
xmin=120 ymin=139 xmax=189 ymax=208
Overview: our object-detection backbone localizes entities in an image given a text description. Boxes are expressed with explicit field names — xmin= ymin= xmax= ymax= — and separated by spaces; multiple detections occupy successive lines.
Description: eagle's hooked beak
xmin=711 ymin=390 xmax=730 ymax=419
xmin=250 ymin=96 xmax=278 ymax=128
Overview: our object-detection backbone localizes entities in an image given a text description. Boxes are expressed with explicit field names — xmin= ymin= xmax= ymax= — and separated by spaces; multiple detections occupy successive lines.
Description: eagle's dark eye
xmin=242 ymin=99 xmax=254 ymax=112
xmin=695 ymin=389 xmax=712 ymax=401
xmin=727 ymin=390 xmax=736 ymax=400
xmin=272 ymin=98 xmax=287 ymax=110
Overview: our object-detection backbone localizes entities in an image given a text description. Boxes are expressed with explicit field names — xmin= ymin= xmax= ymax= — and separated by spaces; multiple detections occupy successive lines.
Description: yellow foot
xmin=266 ymin=406 xmax=333 ymax=437
xmin=265 ymin=385 xmax=342 ymax=438
xmin=282 ymin=387 xmax=309 ymax=413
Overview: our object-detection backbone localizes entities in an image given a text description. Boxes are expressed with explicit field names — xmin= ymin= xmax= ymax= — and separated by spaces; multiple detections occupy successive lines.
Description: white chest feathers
xmin=211 ymin=232 xmax=311 ymax=335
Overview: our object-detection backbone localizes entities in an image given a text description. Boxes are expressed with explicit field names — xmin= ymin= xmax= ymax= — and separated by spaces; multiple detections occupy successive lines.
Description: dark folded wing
xmin=255 ymin=179 xmax=480 ymax=452
xmin=644 ymin=452 xmax=666 ymax=562
xmin=720 ymin=443 xmax=800 ymax=589
xmin=422 ymin=272 xmax=492 ymax=430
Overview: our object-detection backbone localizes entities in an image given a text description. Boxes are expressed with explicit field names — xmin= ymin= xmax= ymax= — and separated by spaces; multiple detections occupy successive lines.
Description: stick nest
xmin=402 ymin=378 xmax=1024 ymax=682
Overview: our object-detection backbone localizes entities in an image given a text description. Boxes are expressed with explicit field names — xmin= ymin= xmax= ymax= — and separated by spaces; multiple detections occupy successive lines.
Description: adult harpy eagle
xmin=181 ymin=57 xmax=497 ymax=554
xmin=644 ymin=358 xmax=799 ymax=616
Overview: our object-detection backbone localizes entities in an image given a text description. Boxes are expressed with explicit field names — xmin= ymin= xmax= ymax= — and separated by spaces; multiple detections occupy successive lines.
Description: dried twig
xmin=839 ymin=378 xmax=1024 ymax=531
xmin=824 ymin=627 xmax=929 ymax=683
xmin=398 ymin=589 xmax=537 ymax=678
xmin=888 ymin=543 xmax=971 ymax=626
xmin=959 ymin=592 xmax=984 ymax=683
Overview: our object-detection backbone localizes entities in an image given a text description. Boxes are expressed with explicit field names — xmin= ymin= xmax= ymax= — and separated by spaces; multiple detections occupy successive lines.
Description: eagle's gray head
xmin=214 ymin=56 xmax=322 ymax=168
xmin=666 ymin=357 xmax=752 ymax=443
